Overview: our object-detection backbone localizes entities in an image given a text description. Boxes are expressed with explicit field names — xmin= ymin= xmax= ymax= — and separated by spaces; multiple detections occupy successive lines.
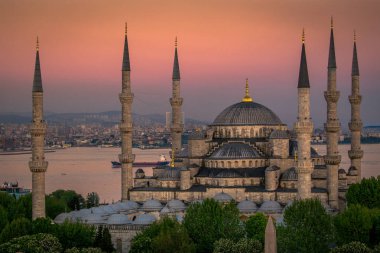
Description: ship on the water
xmin=111 ymin=154 xmax=169 ymax=168
xmin=0 ymin=182 xmax=31 ymax=199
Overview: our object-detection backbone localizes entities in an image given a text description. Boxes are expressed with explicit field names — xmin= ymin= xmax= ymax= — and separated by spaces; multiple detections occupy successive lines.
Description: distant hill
xmin=0 ymin=111 xmax=209 ymax=127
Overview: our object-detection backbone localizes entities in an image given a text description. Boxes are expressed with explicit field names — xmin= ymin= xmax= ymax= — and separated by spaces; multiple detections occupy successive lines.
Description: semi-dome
xmin=167 ymin=199 xmax=186 ymax=211
xmin=134 ymin=213 xmax=156 ymax=225
xmin=281 ymin=167 xmax=298 ymax=181
xmin=212 ymin=102 xmax=282 ymax=126
xmin=258 ymin=200 xmax=282 ymax=213
xmin=213 ymin=192 xmax=234 ymax=202
xmin=237 ymin=200 xmax=258 ymax=213
xmin=142 ymin=199 xmax=163 ymax=212
xmin=210 ymin=142 xmax=262 ymax=159
xmin=107 ymin=213 xmax=131 ymax=225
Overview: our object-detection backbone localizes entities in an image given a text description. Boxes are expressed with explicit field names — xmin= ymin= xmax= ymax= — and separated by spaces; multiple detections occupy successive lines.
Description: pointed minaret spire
xmin=352 ymin=31 xmax=360 ymax=76
xmin=328 ymin=17 xmax=337 ymax=68
xmin=33 ymin=37 xmax=43 ymax=92
xmin=122 ymin=22 xmax=131 ymax=71
xmin=172 ymin=37 xmax=180 ymax=80
xmin=298 ymin=29 xmax=310 ymax=88
xmin=242 ymin=78 xmax=253 ymax=102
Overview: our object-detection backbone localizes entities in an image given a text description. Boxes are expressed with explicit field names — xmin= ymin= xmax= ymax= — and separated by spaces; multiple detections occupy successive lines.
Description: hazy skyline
xmin=0 ymin=0 xmax=379 ymax=128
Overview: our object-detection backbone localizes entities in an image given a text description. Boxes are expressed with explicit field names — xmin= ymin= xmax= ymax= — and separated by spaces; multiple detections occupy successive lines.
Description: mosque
xmin=30 ymin=21 xmax=363 ymax=252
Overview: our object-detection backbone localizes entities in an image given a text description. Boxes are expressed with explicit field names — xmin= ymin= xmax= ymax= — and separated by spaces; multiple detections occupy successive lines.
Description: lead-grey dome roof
xmin=212 ymin=102 xmax=282 ymax=126
xmin=237 ymin=200 xmax=258 ymax=213
xmin=213 ymin=192 xmax=234 ymax=202
xmin=281 ymin=167 xmax=298 ymax=181
xmin=258 ymin=201 xmax=282 ymax=213
xmin=210 ymin=142 xmax=262 ymax=159
xmin=167 ymin=199 xmax=186 ymax=211
xmin=142 ymin=199 xmax=163 ymax=212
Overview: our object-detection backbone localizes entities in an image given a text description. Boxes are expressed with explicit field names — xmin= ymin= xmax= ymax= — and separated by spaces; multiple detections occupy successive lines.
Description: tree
xmin=130 ymin=217 xmax=195 ymax=253
xmin=100 ymin=227 xmax=114 ymax=253
xmin=65 ymin=247 xmax=102 ymax=253
xmin=277 ymin=198 xmax=334 ymax=253
xmin=346 ymin=176 xmax=380 ymax=209
xmin=54 ymin=221 xmax=95 ymax=251
xmin=245 ymin=212 xmax=267 ymax=244
xmin=334 ymin=204 xmax=373 ymax=245
xmin=0 ymin=205 xmax=8 ymax=234
xmin=0 ymin=217 xmax=31 ymax=243
xmin=183 ymin=199 xmax=245 ymax=253
xmin=86 ymin=192 xmax=100 ymax=208
xmin=213 ymin=238 xmax=262 ymax=253
xmin=46 ymin=195 xmax=68 ymax=219
xmin=0 ymin=233 xmax=62 ymax=253
xmin=32 ymin=217 xmax=56 ymax=234
xmin=330 ymin=241 xmax=372 ymax=253
xmin=50 ymin=189 xmax=85 ymax=210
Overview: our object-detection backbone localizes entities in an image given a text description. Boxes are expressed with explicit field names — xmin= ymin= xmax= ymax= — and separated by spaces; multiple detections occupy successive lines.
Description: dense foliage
xmin=183 ymin=199 xmax=244 ymax=253
xmin=330 ymin=241 xmax=373 ymax=253
xmin=346 ymin=177 xmax=380 ymax=209
xmin=245 ymin=212 xmax=267 ymax=244
xmin=130 ymin=217 xmax=195 ymax=253
xmin=0 ymin=233 xmax=62 ymax=253
xmin=277 ymin=198 xmax=334 ymax=253
xmin=213 ymin=238 xmax=262 ymax=253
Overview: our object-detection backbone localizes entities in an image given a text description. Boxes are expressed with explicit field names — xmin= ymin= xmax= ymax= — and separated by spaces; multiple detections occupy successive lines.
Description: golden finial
xmin=354 ymin=30 xmax=356 ymax=42
xmin=294 ymin=150 xmax=298 ymax=162
xmin=125 ymin=22 xmax=127 ymax=35
xmin=170 ymin=147 xmax=175 ymax=167
xmin=175 ymin=36 xmax=178 ymax=48
xmin=242 ymin=78 xmax=253 ymax=102
xmin=36 ymin=36 xmax=39 ymax=51
xmin=330 ymin=16 xmax=334 ymax=29
xmin=302 ymin=28 xmax=305 ymax=44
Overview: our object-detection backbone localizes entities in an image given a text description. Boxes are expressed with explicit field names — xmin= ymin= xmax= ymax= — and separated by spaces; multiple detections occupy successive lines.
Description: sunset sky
xmin=0 ymin=0 xmax=379 ymax=128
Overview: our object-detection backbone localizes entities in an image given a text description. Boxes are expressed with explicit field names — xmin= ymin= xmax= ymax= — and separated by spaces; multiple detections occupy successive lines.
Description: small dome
xmin=281 ymin=167 xmax=298 ymax=181
xmin=348 ymin=166 xmax=358 ymax=176
xmin=338 ymin=168 xmax=346 ymax=174
xmin=134 ymin=213 xmax=156 ymax=225
xmin=54 ymin=213 xmax=70 ymax=224
xmin=107 ymin=213 xmax=131 ymax=225
xmin=210 ymin=142 xmax=262 ymax=159
xmin=213 ymin=192 xmax=234 ymax=203
xmin=69 ymin=211 xmax=84 ymax=221
xmin=91 ymin=207 xmax=108 ymax=216
xmin=135 ymin=169 xmax=145 ymax=179
xmin=269 ymin=130 xmax=289 ymax=139
xmin=258 ymin=201 xmax=282 ymax=213
xmin=212 ymin=101 xmax=282 ymax=126
xmin=142 ymin=199 xmax=163 ymax=212
xmin=160 ymin=206 xmax=171 ymax=214
xmin=99 ymin=205 xmax=117 ymax=215
xmin=82 ymin=213 xmax=105 ymax=224
xmin=120 ymin=200 xmax=139 ymax=210
xmin=167 ymin=199 xmax=186 ymax=211
xmin=266 ymin=165 xmax=280 ymax=172
xmin=237 ymin=200 xmax=258 ymax=213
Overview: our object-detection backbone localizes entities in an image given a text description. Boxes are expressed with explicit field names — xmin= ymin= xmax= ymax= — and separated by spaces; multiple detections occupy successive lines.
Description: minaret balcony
xmin=324 ymin=155 xmax=341 ymax=165
xmin=349 ymin=95 xmax=362 ymax=105
xmin=324 ymin=121 xmax=340 ymax=132
xmin=29 ymin=160 xmax=48 ymax=172
xmin=170 ymin=98 xmax=183 ymax=106
xmin=348 ymin=149 xmax=363 ymax=159
xmin=119 ymin=123 xmax=133 ymax=133
xmin=349 ymin=121 xmax=362 ymax=131
xmin=30 ymin=122 xmax=47 ymax=136
xmin=324 ymin=91 xmax=340 ymax=103
xmin=119 ymin=153 xmax=135 ymax=164
xmin=293 ymin=121 xmax=313 ymax=134
xmin=119 ymin=93 xmax=134 ymax=104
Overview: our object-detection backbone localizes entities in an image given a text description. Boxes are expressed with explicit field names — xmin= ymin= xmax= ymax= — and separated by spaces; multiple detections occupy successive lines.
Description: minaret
xmin=348 ymin=31 xmax=363 ymax=182
xmin=294 ymin=30 xmax=314 ymax=200
xmin=170 ymin=37 xmax=183 ymax=155
xmin=29 ymin=37 xmax=48 ymax=219
xmin=324 ymin=18 xmax=341 ymax=209
xmin=119 ymin=23 xmax=135 ymax=200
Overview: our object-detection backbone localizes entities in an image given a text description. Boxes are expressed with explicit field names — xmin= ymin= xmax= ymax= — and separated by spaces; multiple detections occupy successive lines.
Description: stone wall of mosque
xmin=271 ymin=139 xmax=289 ymax=158
xmin=107 ymin=224 xmax=146 ymax=253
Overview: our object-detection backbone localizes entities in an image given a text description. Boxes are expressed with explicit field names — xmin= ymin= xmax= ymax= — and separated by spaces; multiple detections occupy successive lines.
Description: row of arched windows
xmin=205 ymin=159 xmax=267 ymax=168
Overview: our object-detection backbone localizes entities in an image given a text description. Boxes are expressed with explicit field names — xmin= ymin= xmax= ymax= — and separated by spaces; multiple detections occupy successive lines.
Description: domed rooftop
xmin=237 ymin=200 xmax=258 ymax=213
xmin=82 ymin=213 xmax=105 ymax=224
xmin=212 ymin=101 xmax=282 ymax=126
xmin=134 ymin=213 xmax=156 ymax=225
xmin=213 ymin=192 xmax=234 ymax=203
xmin=107 ymin=214 xmax=131 ymax=225
xmin=281 ymin=167 xmax=298 ymax=181
xmin=269 ymin=130 xmax=289 ymax=139
xmin=210 ymin=142 xmax=262 ymax=159
xmin=258 ymin=200 xmax=282 ymax=213
xmin=167 ymin=199 xmax=186 ymax=211
xmin=142 ymin=199 xmax=163 ymax=212
xmin=54 ymin=212 xmax=70 ymax=224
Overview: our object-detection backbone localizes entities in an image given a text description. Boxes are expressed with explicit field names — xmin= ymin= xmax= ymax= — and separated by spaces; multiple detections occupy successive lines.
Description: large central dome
xmin=212 ymin=101 xmax=282 ymax=126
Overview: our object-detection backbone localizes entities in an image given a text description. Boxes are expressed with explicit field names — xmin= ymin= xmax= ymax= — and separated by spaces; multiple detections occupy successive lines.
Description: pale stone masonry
xmin=294 ymin=31 xmax=314 ymax=200
xmin=119 ymin=24 xmax=135 ymax=200
xmin=170 ymin=38 xmax=184 ymax=155
xmin=348 ymin=33 xmax=363 ymax=182
xmin=324 ymin=21 xmax=341 ymax=210
xmin=29 ymin=37 xmax=48 ymax=219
